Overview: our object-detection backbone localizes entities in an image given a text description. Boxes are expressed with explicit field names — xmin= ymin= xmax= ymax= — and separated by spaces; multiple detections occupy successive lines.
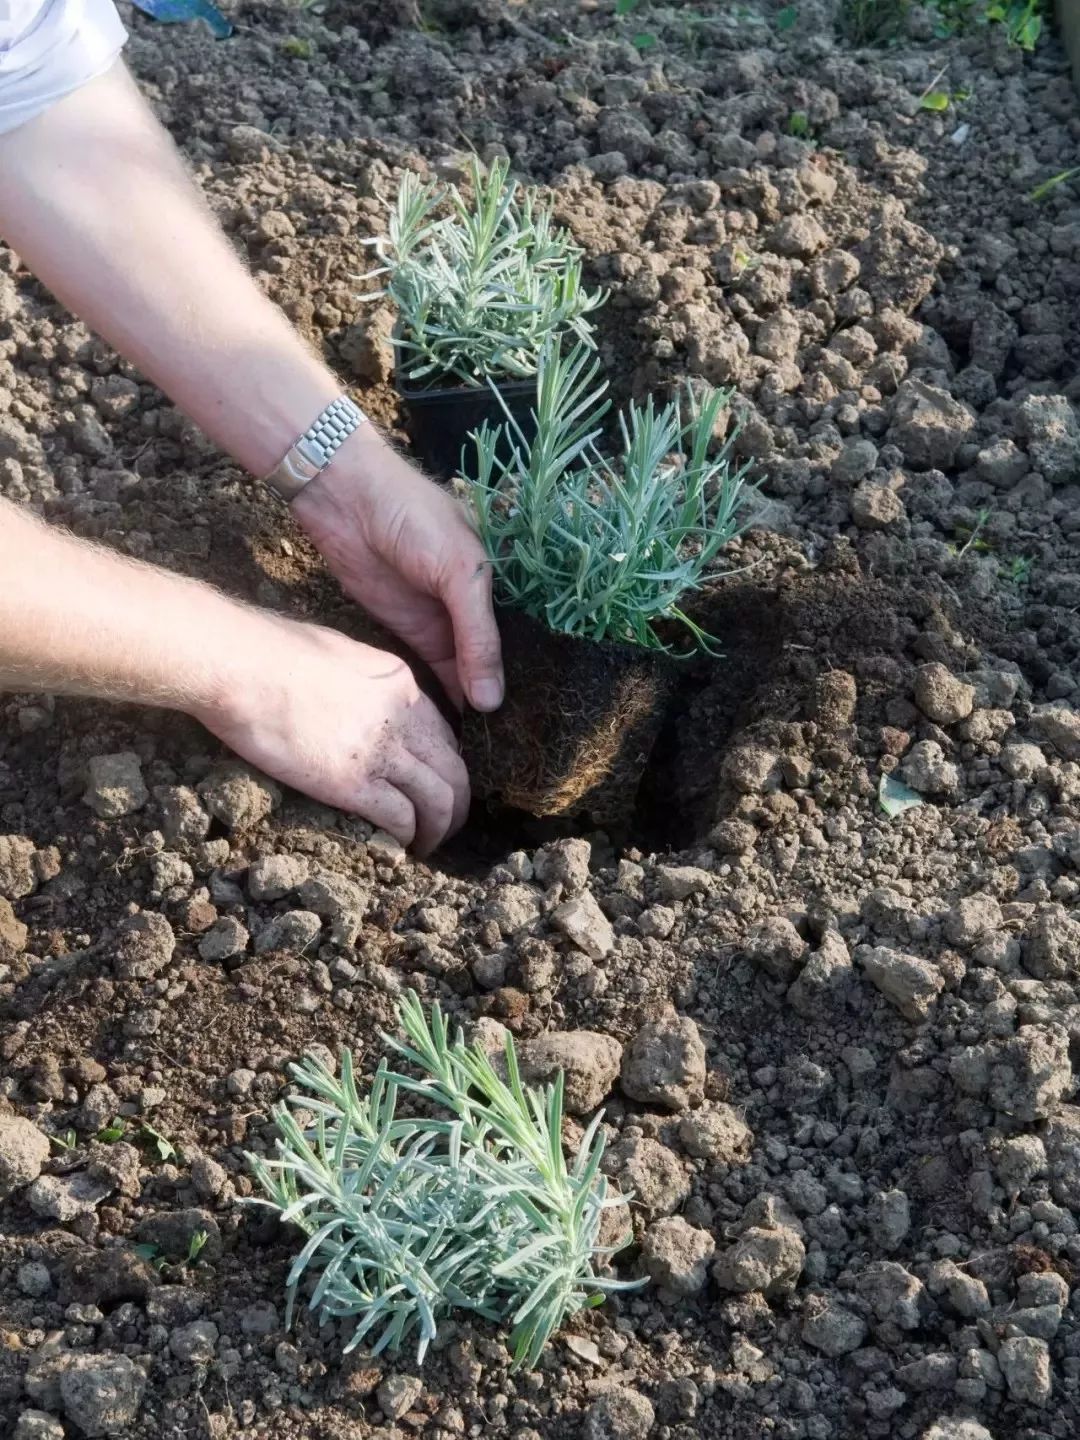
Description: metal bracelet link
xmin=263 ymin=395 xmax=367 ymax=502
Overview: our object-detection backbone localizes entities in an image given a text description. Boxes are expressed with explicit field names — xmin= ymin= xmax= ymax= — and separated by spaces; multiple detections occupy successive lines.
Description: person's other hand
xmin=193 ymin=613 xmax=468 ymax=856
xmin=292 ymin=428 xmax=504 ymax=712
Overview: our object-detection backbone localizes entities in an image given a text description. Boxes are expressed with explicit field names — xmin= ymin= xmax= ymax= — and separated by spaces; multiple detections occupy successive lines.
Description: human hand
xmin=291 ymin=427 xmax=504 ymax=712
xmin=193 ymin=612 xmax=469 ymax=855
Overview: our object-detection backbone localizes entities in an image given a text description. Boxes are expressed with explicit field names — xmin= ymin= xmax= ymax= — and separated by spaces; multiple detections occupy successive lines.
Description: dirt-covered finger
xmin=352 ymin=777 xmax=417 ymax=850
xmin=405 ymin=728 xmax=470 ymax=838
xmin=385 ymin=750 xmax=457 ymax=856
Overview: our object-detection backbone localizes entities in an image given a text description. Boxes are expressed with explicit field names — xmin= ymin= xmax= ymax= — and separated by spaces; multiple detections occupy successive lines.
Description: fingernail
xmin=471 ymin=678 xmax=503 ymax=711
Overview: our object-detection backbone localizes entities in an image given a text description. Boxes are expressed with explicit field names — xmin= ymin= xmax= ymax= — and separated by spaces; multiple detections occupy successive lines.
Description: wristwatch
xmin=262 ymin=395 xmax=368 ymax=502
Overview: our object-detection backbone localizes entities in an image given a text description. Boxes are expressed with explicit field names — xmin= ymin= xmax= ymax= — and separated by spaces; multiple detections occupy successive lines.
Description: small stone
xmin=14 ymin=1411 xmax=65 ymax=1440
xmin=198 ymin=916 xmax=250 ymax=963
xmin=17 ymin=1261 xmax=52 ymax=1297
xmin=584 ymin=1386 xmax=656 ymax=1440
xmin=975 ymin=436 xmax=1028 ymax=489
xmin=768 ymin=214 xmax=828 ymax=258
xmin=1011 ymin=1304 xmax=1064 ymax=1340
xmin=190 ymin=1152 xmax=228 ymax=1200
xmin=247 ymin=854 xmax=310 ymax=900
xmin=27 ymin=1170 xmax=112 ymax=1221
xmin=857 ymin=945 xmax=945 ymax=1021
xmin=801 ymin=1300 xmax=867 ymax=1357
xmin=0 ymin=1114 xmax=50 ymax=1199
xmin=1000 ymin=741 xmax=1046 ymax=780
xmin=255 ymin=910 xmax=323 ymax=955
xmin=641 ymin=1216 xmax=715 ymax=1295
xmin=83 ymin=752 xmax=148 ymax=819
xmin=744 ymin=916 xmax=807 ymax=981
xmin=377 ymin=1374 xmax=423 ymax=1420
xmin=723 ymin=743 xmax=782 ymax=793
xmin=605 ymin=1134 xmax=689 ymax=1215
xmin=533 ymin=838 xmax=591 ymax=896
xmin=79 ymin=1083 xmax=118 ymax=1133
xmin=712 ymin=1225 xmax=805 ymax=1297
xmin=678 ymin=1102 xmax=753 ymax=1164
xmin=708 ymin=819 xmax=758 ymax=854
xmin=153 ymin=785 xmax=211 ymax=843
xmin=57 ymin=1352 xmax=146 ymax=1436
xmin=888 ymin=379 xmax=976 ymax=469
xmin=1017 ymin=1271 xmax=1068 ymax=1309
xmin=831 ymin=437 xmax=878 ymax=484
xmin=297 ymin=870 xmax=368 ymax=927
xmin=0 ymin=834 xmax=37 ymax=899
xmin=135 ymin=1208 xmax=222 ymax=1263
xmin=914 ymin=664 xmax=975 ymax=725
xmin=515 ymin=1030 xmax=623 ymax=1115
xmin=482 ymin=883 xmax=542 ymax=936
xmin=988 ymin=1025 xmax=1071 ymax=1122
xmin=0 ymin=896 xmax=27 ymax=951
xmin=1018 ymin=392 xmax=1080 ymax=485
xmin=928 ymin=1260 xmax=989 ymax=1318
xmin=226 ymin=1068 xmax=256 ymax=1097
xmin=638 ymin=905 xmax=676 ymax=939
xmin=855 ymin=1261 xmax=925 ymax=1329
xmin=656 ymin=865 xmax=711 ymax=902
xmin=811 ymin=671 xmax=858 ymax=729
xmin=197 ymin=764 xmax=279 ymax=830
xmin=921 ymin=1421 xmax=993 ymax=1440
xmin=901 ymin=739 xmax=960 ymax=795
xmin=851 ymin=481 xmax=905 ymax=530
xmin=998 ymin=1334 xmax=1051 ymax=1406
xmin=112 ymin=910 xmax=175 ymax=980
xmin=345 ymin=832 xmax=395 ymax=875
xmin=1028 ymin=704 xmax=1080 ymax=759
xmin=620 ymin=1006 xmax=706 ymax=1110
xmin=1023 ymin=905 xmax=1080 ymax=981
xmin=787 ymin=931 xmax=853 ymax=1019
xmin=943 ymin=895 xmax=1002 ymax=949
xmin=551 ymin=891 xmax=614 ymax=959
xmin=170 ymin=1319 xmax=219 ymax=1364
xmin=993 ymin=1134 xmax=1046 ymax=1195
xmin=868 ymin=1188 xmax=911 ymax=1249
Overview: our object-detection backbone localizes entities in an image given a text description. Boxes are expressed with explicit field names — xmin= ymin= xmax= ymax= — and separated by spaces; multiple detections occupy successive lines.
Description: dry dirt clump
xmin=2 ymin=2 xmax=1080 ymax=1439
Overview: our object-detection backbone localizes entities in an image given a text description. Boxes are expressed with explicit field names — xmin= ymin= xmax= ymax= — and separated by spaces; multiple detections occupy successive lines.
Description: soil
xmin=462 ymin=606 xmax=675 ymax=826
xmin=3 ymin=2 xmax=1080 ymax=1439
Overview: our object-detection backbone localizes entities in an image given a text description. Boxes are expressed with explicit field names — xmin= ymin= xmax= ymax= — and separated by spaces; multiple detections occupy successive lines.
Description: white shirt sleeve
xmin=0 ymin=0 xmax=127 ymax=135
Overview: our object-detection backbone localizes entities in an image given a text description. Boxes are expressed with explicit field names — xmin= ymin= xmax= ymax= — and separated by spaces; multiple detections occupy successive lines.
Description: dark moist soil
xmin=4 ymin=2 xmax=1080 ymax=1439
xmin=462 ymin=606 xmax=676 ymax=827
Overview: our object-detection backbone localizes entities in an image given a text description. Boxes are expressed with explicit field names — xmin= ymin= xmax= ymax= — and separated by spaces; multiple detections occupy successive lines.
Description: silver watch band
xmin=263 ymin=395 xmax=368 ymax=502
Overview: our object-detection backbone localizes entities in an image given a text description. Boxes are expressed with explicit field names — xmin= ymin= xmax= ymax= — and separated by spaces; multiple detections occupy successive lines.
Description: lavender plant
xmin=357 ymin=157 xmax=606 ymax=388
xmin=467 ymin=344 xmax=754 ymax=651
xmin=248 ymin=994 xmax=638 ymax=1368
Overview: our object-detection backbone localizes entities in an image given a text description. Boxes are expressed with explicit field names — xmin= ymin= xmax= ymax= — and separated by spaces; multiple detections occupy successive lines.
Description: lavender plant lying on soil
xmin=467 ymin=343 xmax=755 ymax=652
xmin=248 ymin=994 xmax=639 ymax=1368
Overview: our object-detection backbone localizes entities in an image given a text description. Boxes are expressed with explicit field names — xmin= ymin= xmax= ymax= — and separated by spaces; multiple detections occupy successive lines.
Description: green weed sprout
xmin=357 ymin=157 xmax=606 ymax=389
xmin=248 ymin=994 xmax=639 ymax=1369
xmin=467 ymin=344 xmax=754 ymax=651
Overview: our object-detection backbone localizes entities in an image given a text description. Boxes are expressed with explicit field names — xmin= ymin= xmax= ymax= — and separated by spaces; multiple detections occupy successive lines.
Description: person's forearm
xmin=0 ymin=496 xmax=257 ymax=710
xmin=0 ymin=62 xmax=340 ymax=478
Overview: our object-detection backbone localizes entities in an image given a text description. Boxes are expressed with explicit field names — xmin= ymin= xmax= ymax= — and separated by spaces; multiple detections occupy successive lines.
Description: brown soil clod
xmin=461 ymin=608 xmax=676 ymax=827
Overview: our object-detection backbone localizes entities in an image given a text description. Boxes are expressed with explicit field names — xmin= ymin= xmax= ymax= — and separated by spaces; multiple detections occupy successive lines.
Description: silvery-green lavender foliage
xmin=248 ymin=994 xmax=638 ymax=1368
xmin=467 ymin=344 xmax=754 ymax=651
xmin=357 ymin=157 xmax=606 ymax=387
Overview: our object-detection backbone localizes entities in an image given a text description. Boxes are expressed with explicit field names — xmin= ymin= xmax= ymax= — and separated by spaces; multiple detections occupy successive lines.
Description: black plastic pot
xmin=395 ymin=354 xmax=538 ymax=483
